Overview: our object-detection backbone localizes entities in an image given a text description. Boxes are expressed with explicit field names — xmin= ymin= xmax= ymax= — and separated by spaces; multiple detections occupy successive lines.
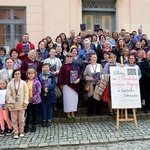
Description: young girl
xmin=6 ymin=69 xmax=29 ymax=139
xmin=24 ymin=69 xmax=41 ymax=133
xmin=39 ymin=63 xmax=56 ymax=127
xmin=0 ymin=80 xmax=13 ymax=136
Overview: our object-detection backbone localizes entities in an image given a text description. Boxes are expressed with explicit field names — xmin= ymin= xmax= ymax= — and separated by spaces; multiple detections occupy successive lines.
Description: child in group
xmin=0 ymin=80 xmax=13 ymax=136
xmin=6 ymin=69 xmax=29 ymax=139
xmin=24 ymin=69 xmax=41 ymax=133
xmin=38 ymin=63 xmax=56 ymax=127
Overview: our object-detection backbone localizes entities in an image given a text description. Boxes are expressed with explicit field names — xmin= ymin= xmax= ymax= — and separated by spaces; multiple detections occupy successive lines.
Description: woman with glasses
xmin=58 ymin=53 xmax=81 ymax=119
xmin=6 ymin=69 xmax=29 ymax=139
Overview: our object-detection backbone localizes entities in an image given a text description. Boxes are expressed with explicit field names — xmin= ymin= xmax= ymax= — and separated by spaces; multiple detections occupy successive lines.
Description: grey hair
xmin=28 ymin=50 xmax=37 ymax=59
xmin=147 ymin=51 xmax=150 ymax=55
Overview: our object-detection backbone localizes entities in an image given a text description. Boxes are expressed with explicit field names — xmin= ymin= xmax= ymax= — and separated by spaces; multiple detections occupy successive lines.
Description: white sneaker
xmin=14 ymin=133 xmax=19 ymax=139
xmin=20 ymin=132 xmax=24 ymax=137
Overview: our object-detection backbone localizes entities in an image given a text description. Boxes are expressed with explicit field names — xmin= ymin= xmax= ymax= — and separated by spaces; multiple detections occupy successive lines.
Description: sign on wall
xmin=110 ymin=66 xmax=141 ymax=109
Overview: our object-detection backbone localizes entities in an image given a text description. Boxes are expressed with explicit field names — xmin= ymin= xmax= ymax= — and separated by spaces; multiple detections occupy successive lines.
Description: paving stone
xmin=9 ymin=144 xmax=19 ymax=149
xmin=99 ymin=138 xmax=109 ymax=143
xmin=52 ymin=118 xmax=59 ymax=123
xmin=70 ymin=140 xmax=80 ymax=145
xmin=0 ymin=145 xmax=9 ymax=149
xmin=108 ymin=138 xmax=118 ymax=143
xmin=90 ymin=139 xmax=99 ymax=143
xmin=73 ymin=117 xmax=81 ymax=123
xmin=94 ymin=116 xmax=101 ymax=122
xmin=80 ymin=139 xmax=90 ymax=144
xmin=29 ymin=143 xmax=38 ymax=148
xmin=101 ymin=116 xmax=108 ymax=121
xmin=59 ymin=141 xmax=70 ymax=145
xmin=19 ymin=143 xmax=29 ymax=148
xmin=80 ymin=117 xmax=87 ymax=122
xmin=117 ymin=137 xmax=125 ymax=141
xmin=38 ymin=143 xmax=49 ymax=147
xmin=49 ymin=141 xmax=59 ymax=146
xmin=125 ymin=136 xmax=134 ymax=141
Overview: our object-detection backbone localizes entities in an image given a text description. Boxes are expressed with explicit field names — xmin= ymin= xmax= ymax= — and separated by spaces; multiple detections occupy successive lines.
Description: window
xmin=0 ymin=7 xmax=26 ymax=53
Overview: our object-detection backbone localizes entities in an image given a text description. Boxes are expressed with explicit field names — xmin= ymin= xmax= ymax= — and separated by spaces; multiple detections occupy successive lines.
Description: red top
xmin=16 ymin=41 xmax=35 ymax=62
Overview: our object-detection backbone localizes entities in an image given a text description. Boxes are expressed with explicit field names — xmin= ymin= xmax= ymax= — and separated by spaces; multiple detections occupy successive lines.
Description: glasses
xmin=14 ymin=73 xmax=21 ymax=75
xmin=66 ymin=56 xmax=72 ymax=58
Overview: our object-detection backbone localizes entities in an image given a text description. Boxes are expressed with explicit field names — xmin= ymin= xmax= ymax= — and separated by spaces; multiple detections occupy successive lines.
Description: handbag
xmin=55 ymin=86 xmax=62 ymax=98
xmin=84 ymin=83 xmax=90 ymax=92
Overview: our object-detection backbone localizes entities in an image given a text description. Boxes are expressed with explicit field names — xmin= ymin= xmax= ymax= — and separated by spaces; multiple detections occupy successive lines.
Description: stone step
xmin=52 ymin=112 xmax=148 ymax=123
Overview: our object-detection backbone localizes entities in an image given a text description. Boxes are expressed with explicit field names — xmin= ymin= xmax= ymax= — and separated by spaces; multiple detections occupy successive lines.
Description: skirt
xmin=63 ymin=85 xmax=78 ymax=113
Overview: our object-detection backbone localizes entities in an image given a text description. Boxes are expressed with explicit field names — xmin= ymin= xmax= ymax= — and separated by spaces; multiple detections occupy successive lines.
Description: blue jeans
xmin=41 ymin=97 xmax=53 ymax=121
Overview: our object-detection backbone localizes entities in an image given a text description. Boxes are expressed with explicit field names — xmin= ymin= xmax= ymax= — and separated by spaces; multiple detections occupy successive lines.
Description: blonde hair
xmin=110 ymin=53 xmax=116 ymax=58
xmin=26 ymin=68 xmax=37 ymax=78
xmin=28 ymin=50 xmax=37 ymax=59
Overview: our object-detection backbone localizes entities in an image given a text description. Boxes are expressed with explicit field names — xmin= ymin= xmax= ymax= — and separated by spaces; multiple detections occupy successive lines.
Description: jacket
xmin=6 ymin=79 xmax=29 ymax=111
xmin=84 ymin=63 xmax=103 ymax=97
xmin=25 ymin=78 xmax=42 ymax=104
xmin=38 ymin=72 xmax=57 ymax=104
xmin=16 ymin=41 xmax=35 ymax=62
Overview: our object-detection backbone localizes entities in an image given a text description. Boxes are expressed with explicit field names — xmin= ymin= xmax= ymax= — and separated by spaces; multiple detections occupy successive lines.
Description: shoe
xmin=20 ymin=132 xmax=24 ymax=137
xmin=67 ymin=116 xmax=72 ymax=119
xmin=24 ymin=126 xmax=30 ymax=133
xmin=0 ymin=130 xmax=5 ymax=136
xmin=71 ymin=116 xmax=75 ymax=119
xmin=109 ymin=112 xmax=114 ymax=116
xmin=6 ymin=128 xmax=13 ymax=135
xmin=31 ymin=126 xmax=36 ymax=132
xmin=42 ymin=121 xmax=47 ymax=127
xmin=46 ymin=121 xmax=51 ymax=127
xmin=14 ymin=133 xmax=19 ymax=139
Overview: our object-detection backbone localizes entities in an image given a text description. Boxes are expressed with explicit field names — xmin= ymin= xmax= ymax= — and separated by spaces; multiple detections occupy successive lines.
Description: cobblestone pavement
xmin=31 ymin=140 xmax=150 ymax=150
xmin=0 ymin=119 xmax=150 ymax=149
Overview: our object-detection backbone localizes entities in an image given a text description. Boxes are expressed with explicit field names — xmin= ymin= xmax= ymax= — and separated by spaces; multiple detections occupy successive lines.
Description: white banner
xmin=0 ymin=90 xmax=6 ymax=105
xmin=110 ymin=66 xmax=141 ymax=109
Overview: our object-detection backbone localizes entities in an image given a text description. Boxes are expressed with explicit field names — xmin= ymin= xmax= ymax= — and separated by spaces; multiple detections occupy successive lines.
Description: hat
xmin=84 ymin=38 xmax=91 ymax=44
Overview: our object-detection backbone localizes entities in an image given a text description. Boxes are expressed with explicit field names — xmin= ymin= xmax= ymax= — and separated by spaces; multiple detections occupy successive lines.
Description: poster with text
xmin=110 ymin=66 xmax=141 ymax=109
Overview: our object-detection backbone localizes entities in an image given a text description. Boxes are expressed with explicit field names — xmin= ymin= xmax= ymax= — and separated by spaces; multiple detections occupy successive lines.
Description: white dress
xmin=63 ymin=85 xmax=78 ymax=113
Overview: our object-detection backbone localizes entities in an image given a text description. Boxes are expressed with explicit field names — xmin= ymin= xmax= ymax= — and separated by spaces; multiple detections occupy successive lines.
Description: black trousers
xmin=87 ymin=96 xmax=102 ymax=115
xmin=145 ymin=91 xmax=150 ymax=111
xmin=25 ymin=103 xmax=39 ymax=127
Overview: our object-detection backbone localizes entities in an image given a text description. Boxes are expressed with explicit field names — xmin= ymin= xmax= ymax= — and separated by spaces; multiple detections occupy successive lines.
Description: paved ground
xmin=31 ymin=140 xmax=150 ymax=150
xmin=1 ymin=119 xmax=150 ymax=149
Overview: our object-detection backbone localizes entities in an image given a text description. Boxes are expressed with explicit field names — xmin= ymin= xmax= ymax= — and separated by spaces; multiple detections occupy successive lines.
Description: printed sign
xmin=110 ymin=66 xmax=141 ymax=109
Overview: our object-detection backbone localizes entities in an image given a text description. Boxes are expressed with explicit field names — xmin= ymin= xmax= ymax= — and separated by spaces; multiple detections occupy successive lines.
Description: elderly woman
xmin=58 ymin=53 xmax=81 ymax=119
xmin=20 ymin=50 xmax=42 ymax=80
xmin=79 ymin=38 xmax=95 ymax=65
xmin=103 ymin=53 xmax=120 ymax=116
xmin=0 ymin=58 xmax=14 ymax=82
xmin=84 ymin=53 xmax=103 ymax=116
xmin=44 ymin=48 xmax=62 ymax=82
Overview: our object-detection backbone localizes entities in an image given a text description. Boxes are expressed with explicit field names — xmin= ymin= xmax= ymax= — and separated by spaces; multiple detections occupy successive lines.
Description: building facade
xmin=0 ymin=0 xmax=150 ymax=51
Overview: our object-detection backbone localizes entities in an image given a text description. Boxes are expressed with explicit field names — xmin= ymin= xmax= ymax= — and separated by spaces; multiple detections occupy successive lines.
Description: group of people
xmin=0 ymin=27 xmax=150 ymax=139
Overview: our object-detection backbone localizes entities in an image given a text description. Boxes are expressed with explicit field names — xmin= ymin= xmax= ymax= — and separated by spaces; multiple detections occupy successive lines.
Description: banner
xmin=0 ymin=90 xmax=6 ymax=105
xmin=110 ymin=66 xmax=141 ymax=109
